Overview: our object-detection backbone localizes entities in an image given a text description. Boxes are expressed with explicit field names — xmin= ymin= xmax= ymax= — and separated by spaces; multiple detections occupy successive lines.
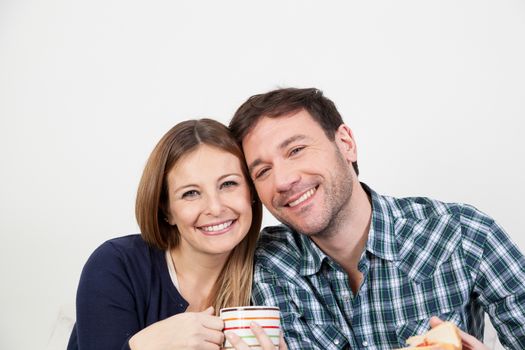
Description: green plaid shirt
xmin=252 ymin=185 xmax=525 ymax=349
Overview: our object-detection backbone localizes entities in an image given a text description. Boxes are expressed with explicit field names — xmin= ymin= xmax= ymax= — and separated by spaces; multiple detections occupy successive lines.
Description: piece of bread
xmin=397 ymin=345 xmax=457 ymax=350
xmin=397 ymin=344 xmax=457 ymax=350
xmin=396 ymin=322 xmax=462 ymax=350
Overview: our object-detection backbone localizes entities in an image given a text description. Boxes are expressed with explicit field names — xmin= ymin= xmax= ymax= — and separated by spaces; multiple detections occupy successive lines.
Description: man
xmin=229 ymin=88 xmax=525 ymax=350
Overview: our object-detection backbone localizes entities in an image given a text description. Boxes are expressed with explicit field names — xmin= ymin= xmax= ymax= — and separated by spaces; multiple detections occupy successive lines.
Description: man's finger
xmin=429 ymin=316 xmax=444 ymax=328
xmin=428 ymin=317 xmax=490 ymax=350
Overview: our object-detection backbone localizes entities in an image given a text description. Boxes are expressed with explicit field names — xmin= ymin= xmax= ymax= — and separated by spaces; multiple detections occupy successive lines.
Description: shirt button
xmin=362 ymin=341 xmax=369 ymax=346
xmin=334 ymin=339 xmax=340 ymax=345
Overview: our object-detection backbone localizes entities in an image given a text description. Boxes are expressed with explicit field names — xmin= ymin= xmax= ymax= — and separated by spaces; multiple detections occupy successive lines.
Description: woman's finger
xmin=202 ymin=328 xmax=225 ymax=346
xmin=225 ymin=332 xmax=250 ymax=350
xmin=278 ymin=333 xmax=288 ymax=350
xmin=201 ymin=314 xmax=225 ymax=331
xmin=199 ymin=342 xmax=221 ymax=350
xmin=250 ymin=322 xmax=276 ymax=349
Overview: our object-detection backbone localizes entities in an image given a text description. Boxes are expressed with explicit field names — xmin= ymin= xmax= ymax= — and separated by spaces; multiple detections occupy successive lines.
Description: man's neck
xmin=311 ymin=182 xmax=372 ymax=292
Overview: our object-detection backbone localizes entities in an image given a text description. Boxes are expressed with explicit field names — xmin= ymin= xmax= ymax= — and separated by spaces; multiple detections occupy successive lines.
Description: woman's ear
xmin=160 ymin=204 xmax=174 ymax=226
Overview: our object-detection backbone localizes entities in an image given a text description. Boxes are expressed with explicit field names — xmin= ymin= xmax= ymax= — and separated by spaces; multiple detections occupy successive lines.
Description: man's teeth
xmin=201 ymin=220 xmax=233 ymax=232
xmin=288 ymin=188 xmax=315 ymax=207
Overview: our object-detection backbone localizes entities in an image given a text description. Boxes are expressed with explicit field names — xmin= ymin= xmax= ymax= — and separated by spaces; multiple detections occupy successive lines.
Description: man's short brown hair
xmin=229 ymin=87 xmax=359 ymax=175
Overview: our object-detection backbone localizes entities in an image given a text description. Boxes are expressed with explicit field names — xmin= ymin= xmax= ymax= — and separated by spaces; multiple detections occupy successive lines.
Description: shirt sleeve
xmin=471 ymin=218 xmax=525 ymax=349
xmin=71 ymin=241 xmax=140 ymax=350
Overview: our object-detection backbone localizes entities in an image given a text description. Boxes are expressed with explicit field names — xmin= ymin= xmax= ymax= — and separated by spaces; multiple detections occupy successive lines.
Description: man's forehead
xmin=242 ymin=111 xmax=323 ymax=169
xmin=243 ymin=110 xmax=317 ymax=142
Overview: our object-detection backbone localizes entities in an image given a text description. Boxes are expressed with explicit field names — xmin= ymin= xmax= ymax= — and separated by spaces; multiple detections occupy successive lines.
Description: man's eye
xmin=221 ymin=180 xmax=238 ymax=189
xmin=181 ymin=190 xmax=199 ymax=199
xmin=289 ymin=146 xmax=305 ymax=156
xmin=254 ymin=168 xmax=270 ymax=180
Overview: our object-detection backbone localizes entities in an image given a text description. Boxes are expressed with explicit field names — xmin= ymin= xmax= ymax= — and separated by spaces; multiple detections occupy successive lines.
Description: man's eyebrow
xmin=247 ymin=134 xmax=310 ymax=175
xmin=278 ymin=134 xmax=309 ymax=151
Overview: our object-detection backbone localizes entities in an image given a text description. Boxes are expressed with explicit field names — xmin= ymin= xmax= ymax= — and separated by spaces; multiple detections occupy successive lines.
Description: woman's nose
xmin=204 ymin=192 xmax=224 ymax=216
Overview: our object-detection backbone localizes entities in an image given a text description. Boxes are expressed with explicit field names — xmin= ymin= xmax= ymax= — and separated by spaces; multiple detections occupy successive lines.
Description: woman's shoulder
xmin=101 ymin=233 xmax=150 ymax=251
xmin=84 ymin=234 xmax=163 ymax=276
xmin=76 ymin=234 xmax=168 ymax=300
xmin=93 ymin=233 xmax=150 ymax=256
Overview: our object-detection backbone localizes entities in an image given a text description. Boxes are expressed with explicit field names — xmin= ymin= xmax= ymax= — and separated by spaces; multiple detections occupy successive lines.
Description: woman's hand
xmin=225 ymin=322 xmax=287 ymax=350
xmin=129 ymin=306 xmax=224 ymax=350
xmin=429 ymin=316 xmax=490 ymax=350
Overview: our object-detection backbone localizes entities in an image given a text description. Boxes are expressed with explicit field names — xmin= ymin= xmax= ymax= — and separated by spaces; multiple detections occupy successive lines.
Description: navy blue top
xmin=67 ymin=234 xmax=189 ymax=350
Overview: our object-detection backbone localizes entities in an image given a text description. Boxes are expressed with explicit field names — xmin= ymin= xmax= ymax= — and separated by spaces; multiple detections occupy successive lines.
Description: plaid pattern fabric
xmin=252 ymin=185 xmax=525 ymax=349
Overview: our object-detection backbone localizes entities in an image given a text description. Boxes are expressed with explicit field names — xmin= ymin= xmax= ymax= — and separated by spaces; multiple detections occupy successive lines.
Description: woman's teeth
xmin=288 ymin=188 xmax=315 ymax=207
xmin=200 ymin=220 xmax=233 ymax=232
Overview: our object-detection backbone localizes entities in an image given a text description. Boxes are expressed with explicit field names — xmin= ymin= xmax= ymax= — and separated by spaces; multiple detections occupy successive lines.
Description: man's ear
xmin=334 ymin=124 xmax=357 ymax=163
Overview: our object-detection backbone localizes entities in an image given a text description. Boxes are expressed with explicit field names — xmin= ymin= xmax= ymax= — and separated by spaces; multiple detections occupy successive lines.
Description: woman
xmin=67 ymin=119 xmax=285 ymax=349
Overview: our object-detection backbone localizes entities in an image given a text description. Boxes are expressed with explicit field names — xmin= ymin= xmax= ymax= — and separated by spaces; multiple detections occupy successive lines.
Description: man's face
xmin=242 ymin=109 xmax=357 ymax=237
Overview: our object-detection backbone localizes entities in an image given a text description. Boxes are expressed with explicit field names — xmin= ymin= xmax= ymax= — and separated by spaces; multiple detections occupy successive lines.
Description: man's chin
xmin=272 ymin=210 xmax=327 ymax=234
xmin=281 ymin=219 xmax=324 ymax=237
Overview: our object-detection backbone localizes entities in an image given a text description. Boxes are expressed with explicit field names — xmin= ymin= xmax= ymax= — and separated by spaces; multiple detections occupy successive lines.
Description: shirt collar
xmin=364 ymin=183 xmax=399 ymax=262
xmin=298 ymin=183 xmax=399 ymax=276
xmin=298 ymin=233 xmax=330 ymax=276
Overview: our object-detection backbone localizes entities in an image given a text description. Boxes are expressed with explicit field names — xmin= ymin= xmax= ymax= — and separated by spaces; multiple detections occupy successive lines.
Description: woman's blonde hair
xmin=135 ymin=119 xmax=262 ymax=312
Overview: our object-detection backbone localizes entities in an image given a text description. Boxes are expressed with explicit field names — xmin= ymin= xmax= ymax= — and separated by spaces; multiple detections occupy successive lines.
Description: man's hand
xmin=429 ymin=317 xmax=490 ymax=350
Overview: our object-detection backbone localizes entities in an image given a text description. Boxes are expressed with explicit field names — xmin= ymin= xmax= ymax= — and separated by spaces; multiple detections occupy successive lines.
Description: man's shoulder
xmin=380 ymin=193 xmax=499 ymax=244
xmin=384 ymin=194 xmax=495 ymax=228
xmin=254 ymin=225 xmax=305 ymax=268
xmin=256 ymin=224 xmax=302 ymax=251
xmin=381 ymin=194 xmax=498 ymax=280
xmin=386 ymin=194 xmax=461 ymax=220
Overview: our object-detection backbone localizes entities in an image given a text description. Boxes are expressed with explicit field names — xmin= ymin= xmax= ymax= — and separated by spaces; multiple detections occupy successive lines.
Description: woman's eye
xmin=181 ymin=190 xmax=199 ymax=199
xmin=221 ymin=180 xmax=238 ymax=189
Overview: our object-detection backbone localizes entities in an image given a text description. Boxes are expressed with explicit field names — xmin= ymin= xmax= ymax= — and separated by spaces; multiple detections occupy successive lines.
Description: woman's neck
xmin=170 ymin=246 xmax=229 ymax=311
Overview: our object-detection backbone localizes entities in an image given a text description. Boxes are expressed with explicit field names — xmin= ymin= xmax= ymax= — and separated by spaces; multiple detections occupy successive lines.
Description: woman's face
xmin=166 ymin=144 xmax=253 ymax=257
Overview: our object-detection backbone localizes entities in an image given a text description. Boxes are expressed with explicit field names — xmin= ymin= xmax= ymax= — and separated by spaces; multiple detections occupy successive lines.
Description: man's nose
xmin=274 ymin=164 xmax=301 ymax=193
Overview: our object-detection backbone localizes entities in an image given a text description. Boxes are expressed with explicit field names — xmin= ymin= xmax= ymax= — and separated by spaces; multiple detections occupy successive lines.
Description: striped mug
xmin=220 ymin=306 xmax=281 ymax=349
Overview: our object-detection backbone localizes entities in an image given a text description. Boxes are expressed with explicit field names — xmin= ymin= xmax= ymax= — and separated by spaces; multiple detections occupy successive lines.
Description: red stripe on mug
xmin=224 ymin=326 xmax=280 ymax=331
xmin=223 ymin=316 xmax=280 ymax=322
xmin=220 ymin=307 xmax=279 ymax=313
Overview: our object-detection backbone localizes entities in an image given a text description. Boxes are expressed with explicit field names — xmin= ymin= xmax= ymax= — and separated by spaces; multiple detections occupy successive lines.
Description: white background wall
xmin=1 ymin=1 xmax=524 ymax=349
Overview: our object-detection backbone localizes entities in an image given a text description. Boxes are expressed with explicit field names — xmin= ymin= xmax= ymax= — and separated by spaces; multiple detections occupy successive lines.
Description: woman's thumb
xmin=202 ymin=306 xmax=214 ymax=315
